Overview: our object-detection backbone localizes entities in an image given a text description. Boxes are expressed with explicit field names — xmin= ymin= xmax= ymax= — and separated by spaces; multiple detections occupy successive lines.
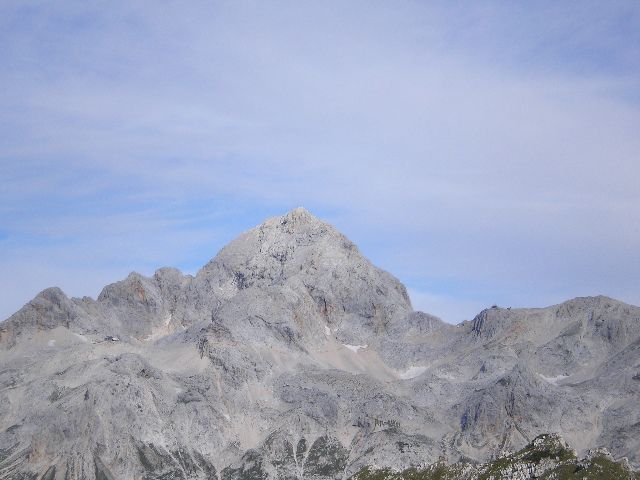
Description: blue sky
xmin=1 ymin=1 xmax=639 ymax=323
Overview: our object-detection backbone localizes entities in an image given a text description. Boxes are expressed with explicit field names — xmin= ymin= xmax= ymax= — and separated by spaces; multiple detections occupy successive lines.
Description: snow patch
xmin=343 ymin=344 xmax=367 ymax=353
xmin=47 ymin=339 xmax=56 ymax=347
xmin=398 ymin=366 xmax=427 ymax=379
xmin=538 ymin=373 xmax=569 ymax=385
xmin=324 ymin=325 xmax=331 ymax=336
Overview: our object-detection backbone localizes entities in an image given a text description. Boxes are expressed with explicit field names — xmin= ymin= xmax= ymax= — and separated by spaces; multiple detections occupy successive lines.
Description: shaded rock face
xmin=0 ymin=208 xmax=639 ymax=480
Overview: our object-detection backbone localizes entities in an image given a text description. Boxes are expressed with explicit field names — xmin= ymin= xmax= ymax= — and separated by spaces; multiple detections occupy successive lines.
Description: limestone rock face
xmin=193 ymin=207 xmax=412 ymax=345
xmin=1 ymin=208 xmax=639 ymax=480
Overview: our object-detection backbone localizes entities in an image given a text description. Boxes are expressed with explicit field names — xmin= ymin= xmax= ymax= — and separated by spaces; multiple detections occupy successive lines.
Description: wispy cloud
xmin=1 ymin=1 xmax=639 ymax=322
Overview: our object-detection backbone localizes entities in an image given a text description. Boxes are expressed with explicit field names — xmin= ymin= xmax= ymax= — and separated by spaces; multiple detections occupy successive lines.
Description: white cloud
xmin=1 ymin=1 xmax=639 ymax=320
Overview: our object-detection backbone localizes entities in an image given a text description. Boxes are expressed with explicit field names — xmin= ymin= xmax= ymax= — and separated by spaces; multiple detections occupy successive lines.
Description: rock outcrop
xmin=351 ymin=433 xmax=639 ymax=479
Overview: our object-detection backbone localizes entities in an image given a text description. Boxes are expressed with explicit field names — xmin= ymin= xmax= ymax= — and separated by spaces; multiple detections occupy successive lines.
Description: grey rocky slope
xmin=0 ymin=208 xmax=639 ymax=480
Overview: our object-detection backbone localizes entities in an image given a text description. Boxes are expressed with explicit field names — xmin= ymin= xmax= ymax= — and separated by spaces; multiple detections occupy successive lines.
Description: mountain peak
xmin=207 ymin=207 xmax=352 ymax=267
xmin=284 ymin=206 xmax=314 ymax=221
xmin=258 ymin=206 xmax=330 ymax=237
xmin=193 ymin=208 xmax=412 ymax=345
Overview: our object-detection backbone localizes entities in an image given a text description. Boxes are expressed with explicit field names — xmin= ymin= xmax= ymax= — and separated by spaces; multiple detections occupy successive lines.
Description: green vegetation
xmin=541 ymin=453 xmax=640 ymax=479
xmin=478 ymin=433 xmax=576 ymax=479
xmin=351 ymin=463 xmax=472 ymax=480
xmin=350 ymin=434 xmax=639 ymax=480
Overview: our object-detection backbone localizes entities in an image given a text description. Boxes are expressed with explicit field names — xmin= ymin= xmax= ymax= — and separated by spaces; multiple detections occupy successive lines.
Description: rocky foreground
xmin=352 ymin=434 xmax=639 ymax=480
xmin=1 ymin=208 xmax=639 ymax=479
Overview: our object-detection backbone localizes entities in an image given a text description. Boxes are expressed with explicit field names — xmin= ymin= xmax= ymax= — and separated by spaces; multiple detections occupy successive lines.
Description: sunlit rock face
xmin=1 ymin=208 xmax=639 ymax=479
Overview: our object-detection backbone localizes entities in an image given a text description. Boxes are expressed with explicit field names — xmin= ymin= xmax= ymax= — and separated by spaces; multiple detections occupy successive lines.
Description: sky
xmin=1 ymin=1 xmax=639 ymax=324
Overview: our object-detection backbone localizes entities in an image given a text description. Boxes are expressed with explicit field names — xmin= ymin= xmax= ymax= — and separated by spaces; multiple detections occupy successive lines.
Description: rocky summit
xmin=0 ymin=208 xmax=639 ymax=480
